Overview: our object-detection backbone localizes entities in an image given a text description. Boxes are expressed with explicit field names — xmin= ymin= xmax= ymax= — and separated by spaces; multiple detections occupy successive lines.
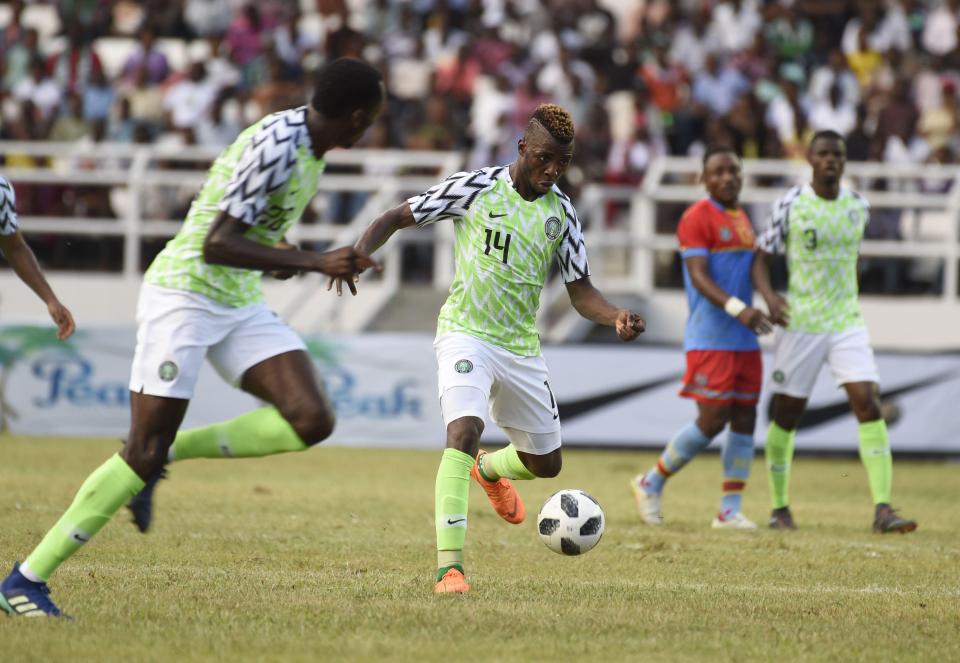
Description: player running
xmin=333 ymin=104 xmax=645 ymax=593
xmin=754 ymin=130 xmax=917 ymax=534
xmin=0 ymin=174 xmax=75 ymax=340
xmin=1 ymin=58 xmax=384 ymax=618
xmin=631 ymin=146 xmax=772 ymax=529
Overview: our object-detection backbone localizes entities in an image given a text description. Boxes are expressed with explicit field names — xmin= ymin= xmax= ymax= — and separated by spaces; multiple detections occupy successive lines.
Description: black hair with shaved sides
xmin=528 ymin=103 xmax=574 ymax=144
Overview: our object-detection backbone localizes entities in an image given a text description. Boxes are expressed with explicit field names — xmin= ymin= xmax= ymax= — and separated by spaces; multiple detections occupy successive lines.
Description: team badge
xmin=454 ymin=359 xmax=474 ymax=374
xmin=719 ymin=227 xmax=732 ymax=241
xmin=848 ymin=209 xmax=862 ymax=225
xmin=159 ymin=361 xmax=178 ymax=382
xmin=694 ymin=372 xmax=708 ymax=386
xmin=544 ymin=216 xmax=562 ymax=240
xmin=773 ymin=370 xmax=786 ymax=384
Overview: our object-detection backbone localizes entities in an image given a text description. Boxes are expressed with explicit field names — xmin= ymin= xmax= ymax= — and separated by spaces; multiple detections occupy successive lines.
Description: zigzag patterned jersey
xmin=145 ymin=106 xmax=324 ymax=307
xmin=0 ymin=175 xmax=19 ymax=236
xmin=408 ymin=166 xmax=590 ymax=356
xmin=757 ymin=183 xmax=869 ymax=333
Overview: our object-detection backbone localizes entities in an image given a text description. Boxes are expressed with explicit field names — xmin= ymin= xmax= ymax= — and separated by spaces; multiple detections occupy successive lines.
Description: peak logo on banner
xmin=32 ymin=355 xmax=128 ymax=409
xmin=2 ymin=326 xmax=959 ymax=453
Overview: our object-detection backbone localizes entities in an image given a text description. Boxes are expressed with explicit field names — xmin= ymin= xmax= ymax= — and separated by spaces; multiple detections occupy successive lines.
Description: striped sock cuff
xmin=722 ymin=480 xmax=746 ymax=493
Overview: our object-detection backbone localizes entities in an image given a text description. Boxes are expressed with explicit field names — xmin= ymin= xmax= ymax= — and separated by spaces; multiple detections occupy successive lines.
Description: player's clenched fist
xmin=615 ymin=310 xmax=645 ymax=341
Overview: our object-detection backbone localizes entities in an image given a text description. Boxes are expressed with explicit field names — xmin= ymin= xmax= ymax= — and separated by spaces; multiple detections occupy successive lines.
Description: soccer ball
xmin=537 ymin=489 xmax=605 ymax=556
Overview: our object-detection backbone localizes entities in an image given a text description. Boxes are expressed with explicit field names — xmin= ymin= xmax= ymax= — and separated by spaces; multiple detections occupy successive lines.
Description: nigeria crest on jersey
xmin=544 ymin=216 xmax=562 ymax=240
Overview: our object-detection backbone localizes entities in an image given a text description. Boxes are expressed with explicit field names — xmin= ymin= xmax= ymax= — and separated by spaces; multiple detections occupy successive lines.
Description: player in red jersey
xmin=632 ymin=146 xmax=772 ymax=528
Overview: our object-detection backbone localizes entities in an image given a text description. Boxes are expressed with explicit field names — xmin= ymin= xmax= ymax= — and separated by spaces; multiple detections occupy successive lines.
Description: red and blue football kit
xmin=676 ymin=198 xmax=761 ymax=406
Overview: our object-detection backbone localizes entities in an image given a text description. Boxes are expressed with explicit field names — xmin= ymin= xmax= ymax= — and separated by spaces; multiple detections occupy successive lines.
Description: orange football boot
xmin=471 ymin=450 xmax=525 ymax=524
xmin=434 ymin=568 xmax=470 ymax=594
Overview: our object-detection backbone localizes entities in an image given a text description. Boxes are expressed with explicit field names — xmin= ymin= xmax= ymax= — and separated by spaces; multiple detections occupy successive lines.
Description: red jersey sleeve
xmin=677 ymin=202 xmax=713 ymax=257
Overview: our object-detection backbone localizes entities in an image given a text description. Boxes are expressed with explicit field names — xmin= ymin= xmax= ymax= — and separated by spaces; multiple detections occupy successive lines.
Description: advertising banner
xmin=1 ymin=326 xmax=958 ymax=453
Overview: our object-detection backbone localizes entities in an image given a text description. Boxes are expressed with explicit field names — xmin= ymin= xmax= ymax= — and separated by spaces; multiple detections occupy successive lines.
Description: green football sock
xmin=858 ymin=419 xmax=892 ymax=505
xmin=170 ymin=408 xmax=307 ymax=462
xmin=477 ymin=445 xmax=536 ymax=481
xmin=435 ymin=448 xmax=473 ymax=577
xmin=22 ymin=454 xmax=145 ymax=582
xmin=765 ymin=422 xmax=795 ymax=510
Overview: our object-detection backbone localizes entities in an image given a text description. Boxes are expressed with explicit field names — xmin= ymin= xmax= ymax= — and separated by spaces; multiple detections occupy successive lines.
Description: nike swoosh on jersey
xmin=488 ymin=211 xmax=508 ymax=218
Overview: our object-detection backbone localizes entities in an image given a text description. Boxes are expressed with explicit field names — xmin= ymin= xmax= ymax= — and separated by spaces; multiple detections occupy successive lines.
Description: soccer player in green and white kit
xmin=754 ymin=130 xmax=917 ymax=534
xmin=0 ymin=58 xmax=384 ymax=617
xmin=333 ymin=104 xmax=646 ymax=593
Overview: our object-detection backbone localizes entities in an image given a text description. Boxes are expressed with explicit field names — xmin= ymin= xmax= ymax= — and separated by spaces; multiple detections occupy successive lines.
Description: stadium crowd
xmin=0 ymin=0 xmax=956 ymax=288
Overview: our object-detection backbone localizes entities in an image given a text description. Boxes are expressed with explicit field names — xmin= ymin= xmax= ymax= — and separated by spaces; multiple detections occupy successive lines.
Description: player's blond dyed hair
xmin=529 ymin=103 xmax=575 ymax=143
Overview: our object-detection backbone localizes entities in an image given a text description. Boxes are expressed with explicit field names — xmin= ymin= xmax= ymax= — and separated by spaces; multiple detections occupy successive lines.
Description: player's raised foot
xmin=769 ymin=506 xmax=796 ymax=530
xmin=712 ymin=510 xmax=757 ymax=530
xmin=127 ymin=467 xmax=167 ymax=533
xmin=873 ymin=504 xmax=917 ymax=534
xmin=434 ymin=567 xmax=470 ymax=594
xmin=0 ymin=563 xmax=68 ymax=618
xmin=630 ymin=474 xmax=663 ymax=525
xmin=471 ymin=450 xmax=525 ymax=524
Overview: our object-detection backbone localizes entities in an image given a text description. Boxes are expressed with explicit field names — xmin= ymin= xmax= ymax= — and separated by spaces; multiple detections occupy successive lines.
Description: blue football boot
xmin=0 ymin=563 xmax=68 ymax=618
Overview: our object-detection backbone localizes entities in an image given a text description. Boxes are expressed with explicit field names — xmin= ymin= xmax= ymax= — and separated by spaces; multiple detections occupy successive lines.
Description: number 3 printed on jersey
xmin=803 ymin=228 xmax=817 ymax=250
xmin=484 ymin=227 xmax=512 ymax=264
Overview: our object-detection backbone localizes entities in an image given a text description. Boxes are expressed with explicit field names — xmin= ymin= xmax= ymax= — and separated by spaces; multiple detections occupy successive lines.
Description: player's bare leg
xmin=766 ymin=393 xmax=806 ymax=529
xmin=844 ymin=381 xmax=916 ymax=534
xmin=128 ymin=351 xmax=333 ymax=532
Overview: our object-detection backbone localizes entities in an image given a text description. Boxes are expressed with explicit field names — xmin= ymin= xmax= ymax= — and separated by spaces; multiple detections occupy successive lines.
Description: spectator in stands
xmin=50 ymin=93 xmax=90 ymax=142
xmin=3 ymin=27 xmax=41 ymax=92
xmin=82 ymin=67 xmax=115 ymax=123
xmin=921 ymin=0 xmax=960 ymax=56
xmin=164 ymin=61 xmax=219 ymax=132
xmin=766 ymin=4 xmax=814 ymax=62
xmin=919 ymin=81 xmax=960 ymax=152
xmin=809 ymin=83 xmax=858 ymax=136
xmin=120 ymin=28 xmax=171 ymax=85
xmin=709 ymin=0 xmax=762 ymax=55
xmin=809 ymin=49 xmax=861 ymax=108
xmin=273 ymin=9 xmax=319 ymax=68
xmin=47 ymin=24 xmax=104 ymax=95
xmin=692 ymin=53 xmax=750 ymax=118
xmin=120 ymin=65 xmax=165 ymax=134
xmin=184 ymin=0 xmax=233 ymax=38
xmin=194 ymin=92 xmax=243 ymax=147
xmin=13 ymin=58 xmax=61 ymax=125
xmin=669 ymin=7 xmax=716 ymax=75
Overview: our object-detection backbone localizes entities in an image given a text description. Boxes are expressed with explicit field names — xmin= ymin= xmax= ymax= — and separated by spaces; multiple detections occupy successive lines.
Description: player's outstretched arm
xmin=0 ymin=231 xmax=75 ymax=340
xmin=565 ymin=276 xmax=645 ymax=341
xmin=750 ymin=249 xmax=788 ymax=327
xmin=204 ymin=212 xmax=380 ymax=279
xmin=328 ymin=202 xmax=416 ymax=296
xmin=686 ymin=254 xmax=772 ymax=334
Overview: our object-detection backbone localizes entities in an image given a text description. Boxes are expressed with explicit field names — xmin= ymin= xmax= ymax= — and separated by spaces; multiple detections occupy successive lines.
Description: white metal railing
xmin=1 ymin=141 xmax=462 ymax=330
xmin=3 ymin=144 xmax=959 ymax=336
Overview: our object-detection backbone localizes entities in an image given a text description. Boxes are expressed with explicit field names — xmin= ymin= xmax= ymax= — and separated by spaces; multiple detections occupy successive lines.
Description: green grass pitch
xmin=1 ymin=436 xmax=958 ymax=662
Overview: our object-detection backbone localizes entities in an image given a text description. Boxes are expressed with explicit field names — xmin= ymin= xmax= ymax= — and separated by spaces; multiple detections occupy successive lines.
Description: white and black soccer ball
xmin=537 ymin=489 xmax=605 ymax=556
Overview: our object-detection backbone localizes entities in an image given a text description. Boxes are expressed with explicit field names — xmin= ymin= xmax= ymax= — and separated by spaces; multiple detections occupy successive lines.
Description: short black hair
xmin=810 ymin=129 xmax=845 ymax=147
xmin=311 ymin=58 xmax=384 ymax=118
xmin=702 ymin=144 xmax=739 ymax=167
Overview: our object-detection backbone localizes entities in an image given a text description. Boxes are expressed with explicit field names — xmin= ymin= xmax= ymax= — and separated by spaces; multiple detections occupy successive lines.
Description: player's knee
xmin=729 ymin=407 xmax=757 ymax=433
xmin=446 ymin=417 xmax=483 ymax=453
xmin=287 ymin=401 xmax=336 ymax=446
xmin=121 ymin=436 xmax=171 ymax=478
xmin=531 ymin=455 xmax=562 ymax=478
xmin=851 ymin=398 xmax=882 ymax=423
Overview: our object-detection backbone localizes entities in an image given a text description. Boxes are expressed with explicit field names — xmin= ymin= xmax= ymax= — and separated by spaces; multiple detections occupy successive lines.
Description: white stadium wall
xmin=1 ymin=327 xmax=958 ymax=454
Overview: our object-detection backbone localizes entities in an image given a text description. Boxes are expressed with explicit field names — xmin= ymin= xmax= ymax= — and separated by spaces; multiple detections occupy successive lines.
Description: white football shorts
xmin=434 ymin=332 xmax=561 ymax=455
xmin=769 ymin=326 xmax=880 ymax=399
xmin=129 ymin=284 xmax=306 ymax=399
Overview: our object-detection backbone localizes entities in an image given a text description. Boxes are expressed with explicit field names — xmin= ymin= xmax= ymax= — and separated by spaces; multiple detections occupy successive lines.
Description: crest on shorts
xmin=454 ymin=359 xmax=474 ymax=374
xmin=159 ymin=361 xmax=178 ymax=382
xmin=773 ymin=370 xmax=786 ymax=384
xmin=694 ymin=372 xmax=709 ymax=386
xmin=719 ymin=227 xmax=732 ymax=241
xmin=544 ymin=216 xmax=562 ymax=241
